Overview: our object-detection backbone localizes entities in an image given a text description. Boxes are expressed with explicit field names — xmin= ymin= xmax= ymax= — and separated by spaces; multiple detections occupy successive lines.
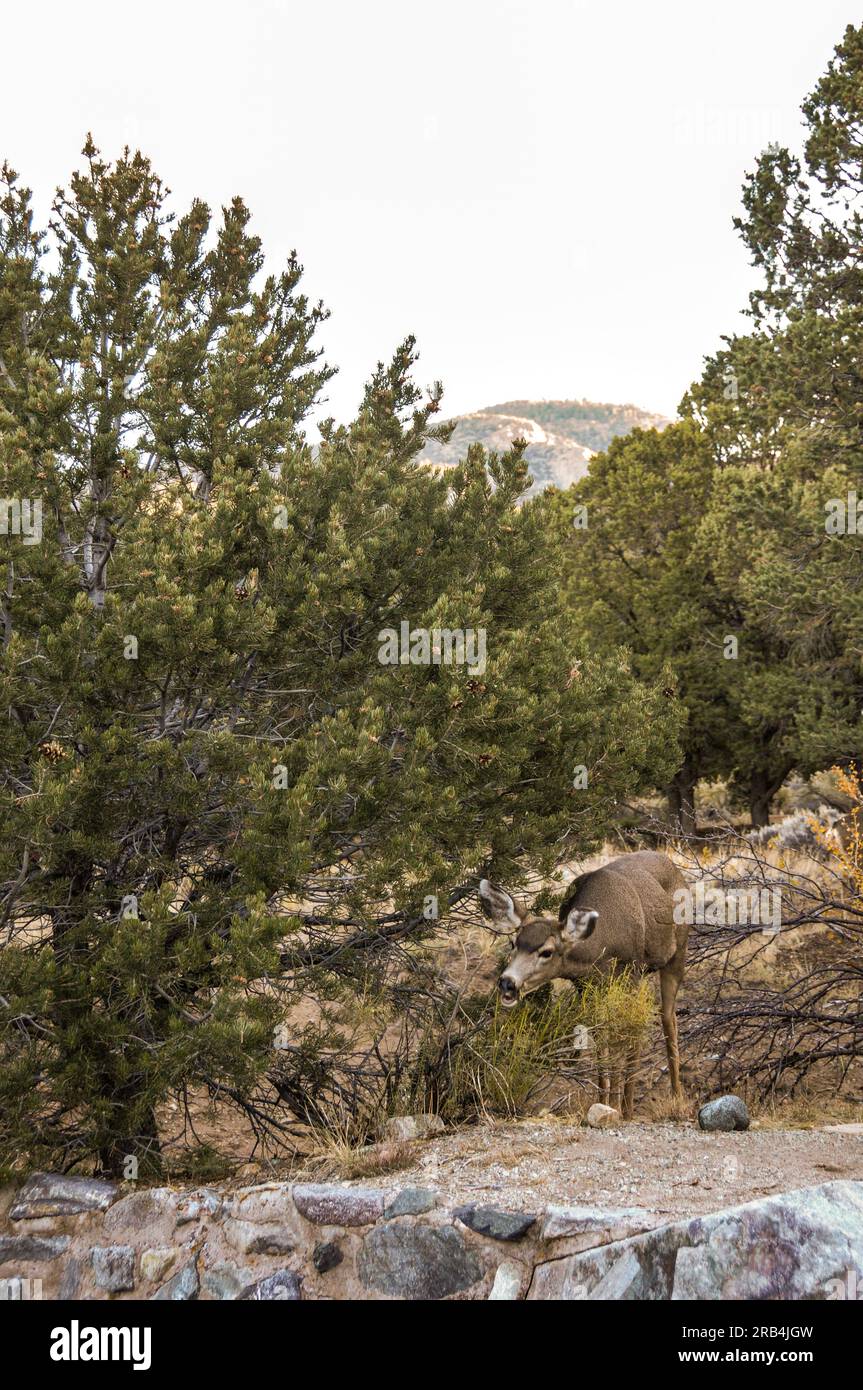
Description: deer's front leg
xmin=660 ymin=961 xmax=683 ymax=1100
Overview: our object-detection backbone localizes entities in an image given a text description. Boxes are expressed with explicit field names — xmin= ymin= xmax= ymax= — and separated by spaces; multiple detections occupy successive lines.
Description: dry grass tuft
xmin=307 ymin=1135 xmax=418 ymax=1181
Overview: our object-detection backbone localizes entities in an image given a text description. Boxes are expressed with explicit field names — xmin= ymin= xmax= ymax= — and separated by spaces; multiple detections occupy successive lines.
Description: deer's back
xmin=561 ymin=850 xmax=686 ymax=974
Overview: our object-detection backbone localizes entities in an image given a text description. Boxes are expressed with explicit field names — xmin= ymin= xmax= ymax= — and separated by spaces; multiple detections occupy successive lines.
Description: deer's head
xmin=479 ymin=879 xmax=598 ymax=1007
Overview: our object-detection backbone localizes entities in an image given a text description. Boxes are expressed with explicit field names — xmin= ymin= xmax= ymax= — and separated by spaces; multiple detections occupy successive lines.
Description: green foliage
xmin=576 ymin=967 xmax=655 ymax=1070
xmin=543 ymin=25 xmax=863 ymax=829
xmin=680 ymin=22 xmax=863 ymax=800
xmin=441 ymin=987 xmax=586 ymax=1119
xmin=0 ymin=142 xmax=678 ymax=1175
xmin=543 ymin=421 xmax=732 ymax=828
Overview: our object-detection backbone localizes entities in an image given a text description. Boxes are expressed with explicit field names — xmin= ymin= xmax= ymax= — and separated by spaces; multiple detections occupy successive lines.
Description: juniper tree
xmin=544 ymin=422 xmax=738 ymax=832
xmin=682 ymin=22 xmax=863 ymax=793
xmin=0 ymin=142 xmax=680 ymax=1176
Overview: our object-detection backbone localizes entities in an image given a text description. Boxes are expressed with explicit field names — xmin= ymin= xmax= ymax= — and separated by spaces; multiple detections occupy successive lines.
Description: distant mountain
xmin=417 ymin=398 xmax=669 ymax=496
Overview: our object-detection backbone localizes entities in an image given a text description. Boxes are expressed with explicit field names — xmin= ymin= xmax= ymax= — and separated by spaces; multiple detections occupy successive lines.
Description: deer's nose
xmin=499 ymin=975 xmax=518 ymax=1000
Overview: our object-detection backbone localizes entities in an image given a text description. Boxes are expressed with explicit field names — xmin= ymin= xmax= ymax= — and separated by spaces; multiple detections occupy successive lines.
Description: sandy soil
xmin=349 ymin=1119 xmax=863 ymax=1219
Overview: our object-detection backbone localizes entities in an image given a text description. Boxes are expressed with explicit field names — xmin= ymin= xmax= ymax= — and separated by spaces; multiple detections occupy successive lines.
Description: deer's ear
xmin=479 ymin=880 xmax=524 ymax=930
xmin=562 ymin=906 xmax=598 ymax=943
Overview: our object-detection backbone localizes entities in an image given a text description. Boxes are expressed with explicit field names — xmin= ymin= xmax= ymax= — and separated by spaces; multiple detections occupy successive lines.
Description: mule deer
xmin=479 ymin=850 xmax=688 ymax=1117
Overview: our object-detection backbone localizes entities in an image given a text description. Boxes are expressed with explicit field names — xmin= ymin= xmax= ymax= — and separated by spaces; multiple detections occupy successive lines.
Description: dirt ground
xmin=349 ymin=1118 xmax=863 ymax=1219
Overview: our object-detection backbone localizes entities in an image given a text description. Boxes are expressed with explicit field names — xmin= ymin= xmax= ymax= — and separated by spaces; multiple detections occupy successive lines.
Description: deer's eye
xmin=538 ymin=948 xmax=554 ymax=960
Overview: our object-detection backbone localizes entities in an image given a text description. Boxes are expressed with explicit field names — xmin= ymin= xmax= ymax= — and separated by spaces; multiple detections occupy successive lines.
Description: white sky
xmin=1 ymin=1 xmax=853 ymax=423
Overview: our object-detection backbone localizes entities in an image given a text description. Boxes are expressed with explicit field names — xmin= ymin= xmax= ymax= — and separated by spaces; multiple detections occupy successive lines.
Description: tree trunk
xmin=98 ymin=1098 xmax=161 ymax=1180
xmin=667 ymin=759 xmax=697 ymax=836
xmin=749 ymin=769 xmax=773 ymax=828
xmin=749 ymin=764 xmax=791 ymax=828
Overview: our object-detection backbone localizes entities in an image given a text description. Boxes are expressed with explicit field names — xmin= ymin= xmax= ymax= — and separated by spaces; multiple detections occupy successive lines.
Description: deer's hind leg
xmin=659 ymin=949 xmax=685 ymax=1101
xmin=596 ymin=1037 xmax=610 ymax=1106
xmin=622 ymin=1040 xmax=641 ymax=1119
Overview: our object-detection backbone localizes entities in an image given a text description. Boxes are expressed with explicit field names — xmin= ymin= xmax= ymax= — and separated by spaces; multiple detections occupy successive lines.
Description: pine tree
xmin=544 ymin=422 xmax=737 ymax=832
xmin=0 ymin=143 xmax=679 ymax=1176
xmin=682 ymin=22 xmax=863 ymax=795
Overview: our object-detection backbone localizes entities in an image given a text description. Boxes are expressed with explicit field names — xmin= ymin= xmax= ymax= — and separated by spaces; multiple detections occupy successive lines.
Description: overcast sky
xmin=2 ymin=1 xmax=854 ymax=423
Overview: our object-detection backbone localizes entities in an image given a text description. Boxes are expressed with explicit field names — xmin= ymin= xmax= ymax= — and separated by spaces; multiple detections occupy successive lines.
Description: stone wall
xmin=1 ymin=1173 xmax=862 ymax=1300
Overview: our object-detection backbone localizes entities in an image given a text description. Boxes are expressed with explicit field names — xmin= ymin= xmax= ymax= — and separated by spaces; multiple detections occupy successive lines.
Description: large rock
xmin=140 ymin=1248 xmax=182 ymax=1284
xmin=91 ymin=1245 xmax=135 ymax=1293
xmin=150 ymin=1257 xmax=199 ymax=1301
xmin=238 ymin=1269 xmax=302 ymax=1301
xmin=0 ymin=1234 xmax=69 ymax=1264
xmin=384 ymin=1187 xmax=437 ymax=1218
xmin=358 ymin=1224 xmax=482 ymax=1299
xmin=58 ymin=1257 xmax=82 ymax=1299
xmin=454 ymin=1205 xmax=537 ymax=1242
xmin=103 ymin=1189 xmax=178 ymax=1244
xmin=223 ymin=1219 xmax=295 ymax=1256
xmin=312 ymin=1240 xmax=343 ymax=1273
xmin=586 ymin=1103 xmax=620 ymax=1129
xmin=381 ymin=1114 xmax=445 ymax=1142
xmin=698 ymin=1095 xmax=750 ymax=1132
xmin=541 ymin=1204 xmax=662 ymax=1251
xmin=201 ymin=1262 xmax=250 ymax=1300
xmin=529 ymin=1181 xmax=863 ymax=1300
xmin=10 ymin=1173 xmax=118 ymax=1220
xmin=175 ymin=1189 xmax=223 ymax=1225
xmin=230 ymin=1185 xmax=294 ymax=1224
xmin=292 ymin=1184 xmax=383 ymax=1227
xmin=488 ymin=1260 xmax=525 ymax=1300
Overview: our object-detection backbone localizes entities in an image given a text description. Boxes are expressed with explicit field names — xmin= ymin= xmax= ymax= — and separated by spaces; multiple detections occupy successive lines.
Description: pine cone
xmin=39 ymin=740 xmax=66 ymax=764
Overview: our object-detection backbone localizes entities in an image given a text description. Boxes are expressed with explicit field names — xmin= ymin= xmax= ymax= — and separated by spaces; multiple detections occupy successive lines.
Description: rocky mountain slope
xmin=417 ymin=398 xmax=669 ymax=496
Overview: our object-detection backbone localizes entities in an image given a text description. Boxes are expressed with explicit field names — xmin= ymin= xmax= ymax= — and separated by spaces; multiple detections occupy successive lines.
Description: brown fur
xmin=557 ymin=850 xmax=687 ymax=977
xmin=481 ymin=851 xmax=689 ymax=1116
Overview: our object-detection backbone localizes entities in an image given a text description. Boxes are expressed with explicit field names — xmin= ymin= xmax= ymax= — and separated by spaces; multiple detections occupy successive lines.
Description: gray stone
xmin=384 ymin=1187 xmax=438 ymax=1218
xmin=588 ymin=1249 xmax=645 ymax=1299
xmin=381 ymin=1114 xmax=445 ymax=1142
xmin=90 ymin=1245 xmax=136 ymax=1293
xmin=529 ymin=1181 xmax=863 ymax=1301
xmin=698 ymin=1094 xmax=750 ymax=1132
xmin=313 ymin=1240 xmax=343 ymax=1273
xmin=10 ymin=1172 xmax=118 ymax=1220
xmin=176 ymin=1188 xmax=222 ymax=1224
xmin=223 ymin=1218 xmax=295 ymax=1256
xmin=140 ymin=1247 xmax=182 ymax=1284
xmin=58 ymin=1257 xmax=82 ymax=1300
xmin=358 ymin=1224 xmax=483 ymax=1299
xmin=0 ymin=1234 xmax=69 ymax=1264
xmin=202 ymin=1262 xmax=248 ymax=1300
xmin=542 ymin=1204 xmax=661 ymax=1250
xmin=292 ymin=1184 xmax=383 ymax=1226
xmin=150 ymin=1257 xmax=199 ymax=1301
xmin=238 ymin=1269 xmax=302 ymax=1301
xmin=454 ymin=1205 xmax=537 ymax=1242
xmin=103 ymin=1188 xmax=178 ymax=1243
xmin=488 ymin=1260 xmax=524 ymax=1300
xmin=230 ymin=1185 xmax=294 ymax=1224
xmin=586 ymin=1103 xmax=620 ymax=1128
